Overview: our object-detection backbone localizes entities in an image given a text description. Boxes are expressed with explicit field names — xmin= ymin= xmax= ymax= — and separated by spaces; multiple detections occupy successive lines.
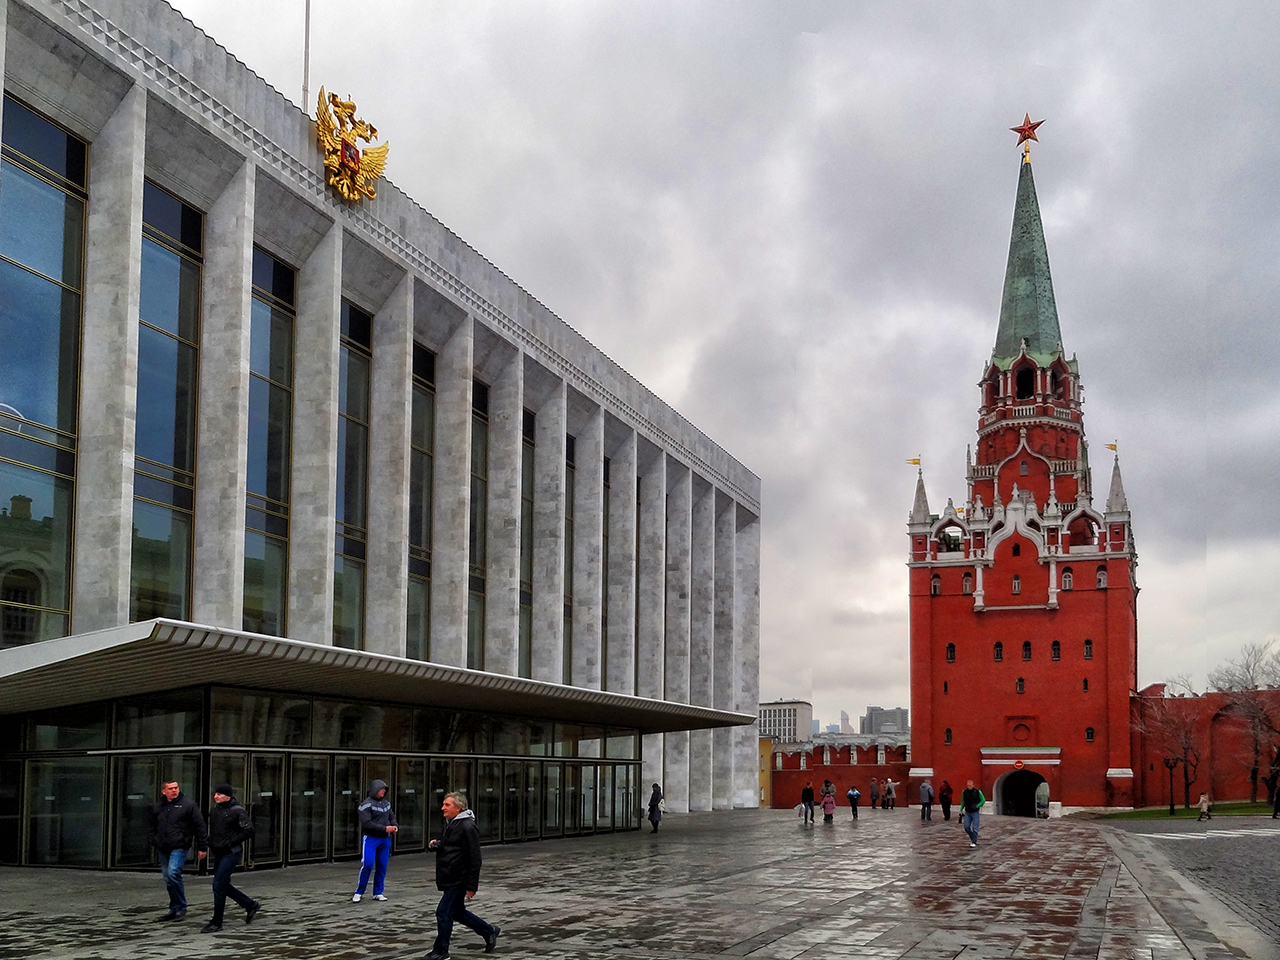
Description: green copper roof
xmin=992 ymin=158 xmax=1063 ymax=369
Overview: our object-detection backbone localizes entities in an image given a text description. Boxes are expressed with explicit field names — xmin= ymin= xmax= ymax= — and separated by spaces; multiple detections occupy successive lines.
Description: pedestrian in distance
xmin=352 ymin=778 xmax=398 ymax=902
xmin=821 ymin=791 xmax=836 ymax=823
xmin=425 ymin=792 xmax=499 ymax=960
xmin=1197 ymin=791 xmax=1212 ymax=821
xmin=884 ymin=778 xmax=897 ymax=810
xmin=820 ymin=778 xmax=836 ymax=800
xmin=939 ymin=780 xmax=954 ymax=821
xmin=847 ymin=784 xmax=860 ymax=819
xmin=201 ymin=783 xmax=261 ymax=933
xmin=800 ymin=781 xmax=816 ymax=824
xmin=145 ymin=779 xmax=207 ymax=922
xmin=647 ymin=783 xmax=664 ymax=833
xmin=868 ymin=778 xmax=880 ymax=811
xmin=919 ymin=779 xmax=934 ymax=821
xmin=960 ymin=779 xmax=986 ymax=847
xmin=1274 ymin=787 xmax=1279 ymax=819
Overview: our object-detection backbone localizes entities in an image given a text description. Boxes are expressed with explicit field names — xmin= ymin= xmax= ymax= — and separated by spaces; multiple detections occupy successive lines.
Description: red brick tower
xmin=907 ymin=135 xmax=1138 ymax=813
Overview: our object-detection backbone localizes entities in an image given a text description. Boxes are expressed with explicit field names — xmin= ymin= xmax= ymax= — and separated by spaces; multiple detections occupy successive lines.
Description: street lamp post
xmin=1163 ymin=757 xmax=1181 ymax=816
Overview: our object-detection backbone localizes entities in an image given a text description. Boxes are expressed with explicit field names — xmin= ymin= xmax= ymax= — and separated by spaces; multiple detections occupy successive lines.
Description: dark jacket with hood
xmin=146 ymin=791 xmax=208 ymax=854
xmin=207 ymin=794 xmax=255 ymax=854
xmin=358 ymin=779 xmax=398 ymax=837
xmin=433 ymin=809 xmax=482 ymax=892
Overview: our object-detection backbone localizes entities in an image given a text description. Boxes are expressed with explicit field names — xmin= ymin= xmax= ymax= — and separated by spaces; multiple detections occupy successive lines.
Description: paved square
xmin=0 ymin=809 xmax=1276 ymax=959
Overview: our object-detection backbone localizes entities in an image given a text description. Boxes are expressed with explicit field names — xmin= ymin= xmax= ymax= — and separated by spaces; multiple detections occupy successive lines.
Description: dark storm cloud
xmin=171 ymin=0 xmax=1280 ymax=722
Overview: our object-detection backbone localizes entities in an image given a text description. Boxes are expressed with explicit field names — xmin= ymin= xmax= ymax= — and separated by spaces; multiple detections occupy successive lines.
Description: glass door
xmin=476 ymin=760 xmax=502 ymax=843
xmin=332 ymin=756 xmax=363 ymax=858
xmin=597 ymin=765 xmax=613 ymax=833
xmin=288 ymin=755 xmax=329 ymax=862
xmin=614 ymin=765 xmax=632 ymax=830
xmin=543 ymin=762 xmax=562 ymax=838
xmin=580 ymin=764 xmax=596 ymax=834
xmin=249 ymin=754 xmax=283 ymax=866
xmin=396 ymin=758 xmax=427 ymax=852
xmin=523 ymin=762 xmax=542 ymax=841
xmin=111 ymin=754 xmax=201 ymax=868
xmin=429 ymin=758 xmax=451 ymax=832
xmin=503 ymin=762 xmax=523 ymax=842
xmin=564 ymin=763 xmax=581 ymax=836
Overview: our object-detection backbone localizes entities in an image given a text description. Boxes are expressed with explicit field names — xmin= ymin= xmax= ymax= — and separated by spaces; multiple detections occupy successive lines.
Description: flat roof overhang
xmin=0 ymin=620 xmax=756 ymax=735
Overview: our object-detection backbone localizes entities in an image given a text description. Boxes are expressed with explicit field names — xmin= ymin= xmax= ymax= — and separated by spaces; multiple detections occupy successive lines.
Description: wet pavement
xmin=0 ymin=808 xmax=1276 ymax=959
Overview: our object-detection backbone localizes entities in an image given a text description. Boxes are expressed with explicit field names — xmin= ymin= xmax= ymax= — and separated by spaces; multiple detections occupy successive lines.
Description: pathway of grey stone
xmin=0 ymin=809 xmax=1271 ymax=960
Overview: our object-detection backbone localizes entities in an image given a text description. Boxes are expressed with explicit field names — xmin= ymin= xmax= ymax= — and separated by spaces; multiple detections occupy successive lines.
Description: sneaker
xmin=372 ymin=894 xmax=389 ymax=902
xmin=245 ymin=901 xmax=261 ymax=924
xmin=352 ymin=893 xmax=363 ymax=902
xmin=485 ymin=925 xmax=501 ymax=953
xmin=424 ymin=952 xmax=451 ymax=960
xmin=969 ymin=842 xmax=977 ymax=848
xmin=200 ymin=922 xmax=222 ymax=933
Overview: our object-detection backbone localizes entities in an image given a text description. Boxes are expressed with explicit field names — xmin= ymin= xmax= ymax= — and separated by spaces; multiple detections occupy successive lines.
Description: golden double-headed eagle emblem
xmin=316 ymin=87 xmax=389 ymax=202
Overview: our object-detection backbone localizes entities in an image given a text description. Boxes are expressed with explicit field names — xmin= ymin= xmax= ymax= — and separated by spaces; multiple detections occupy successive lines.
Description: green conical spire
xmin=991 ymin=158 xmax=1063 ymax=368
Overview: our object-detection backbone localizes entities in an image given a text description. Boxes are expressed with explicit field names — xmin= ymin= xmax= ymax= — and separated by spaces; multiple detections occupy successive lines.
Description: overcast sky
xmin=168 ymin=1 xmax=1280 ymax=729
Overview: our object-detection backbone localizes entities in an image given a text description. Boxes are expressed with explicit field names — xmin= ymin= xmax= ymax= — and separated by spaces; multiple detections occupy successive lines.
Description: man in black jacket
xmin=201 ymin=783 xmax=261 ymax=933
xmin=425 ymin=792 xmax=499 ymax=959
xmin=146 ymin=779 xmax=208 ymax=921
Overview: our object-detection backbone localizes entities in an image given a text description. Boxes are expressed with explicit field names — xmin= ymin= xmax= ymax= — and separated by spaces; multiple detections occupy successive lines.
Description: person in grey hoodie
xmin=352 ymin=779 xmax=398 ymax=902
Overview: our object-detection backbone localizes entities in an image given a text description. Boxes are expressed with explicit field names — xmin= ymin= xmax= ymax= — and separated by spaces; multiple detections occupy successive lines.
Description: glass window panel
xmin=411 ymin=386 xmax=434 ymax=450
xmin=467 ymin=589 xmax=485 ymax=670
xmin=209 ymin=688 xmax=311 ymax=746
xmin=475 ymin=760 xmax=501 ymax=843
xmin=139 ymin=238 xmax=199 ymax=341
xmin=543 ymin=762 xmax=562 ymax=836
xmin=243 ymin=529 xmax=287 ymax=636
xmin=338 ymin=346 xmax=370 ymax=422
xmin=249 ymin=753 xmax=283 ymax=865
xmin=209 ymin=753 xmax=247 ymax=802
xmin=332 ymin=756 xmax=363 ymax=857
xmin=142 ymin=181 xmax=202 ymax=254
xmin=113 ymin=689 xmax=203 ymax=747
xmin=336 ymin=417 xmax=368 ymax=530
xmin=249 ymin=298 xmax=293 ymax=384
xmin=2 ymin=98 xmax=86 ymax=187
xmin=129 ymin=499 xmax=191 ymax=621
xmin=26 ymin=757 xmax=104 ymax=866
xmin=492 ymin=717 xmax=530 ymax=756
xmin=0 ymin=459 xmax=74 ymax=629
xmin=409 ymin=448 xmax=432 ymax=550
xmin=246 ymin=376 xmax=291 ymax=505
xmin=578 ymin=726 xmax=604 ymax=759
xmin=332 ymin=554 xmax=365 ymax=650
xmin=414 ymin=709 xmax=473 ymax=754
xmin=288 ymin=755 xmax=329 ymax=861
xmin=0 ymin=759 xmax=21 ymax=863
xmin=395 ymin=758 xmax=427 ymax=851
xmin=0 ymin=429 xmax=73 ymax=478
xmin=606 ymin=732 xmax=638 ymax=760
xmin=504 ymin=761 xmax=524 ymax=842
xmin=313 ymin=700 xmax=410 ymax=751
xmin=555 ymin=724 xmax=582 ymax=759
xmin=0 ymin=160 xmax=84 ymax=286
xmin=527 ymin=721 xmax=552 ymax=757
xmin=518 ymin=603 xmax=532 ymax=679
xmin=406 ymin=576 xmax=430 ymax=661
xmin=26 ymin=703 xmax=108 ymax=750
xmin=251 ymin=249 xmax=294 ymax=306
xmin=0 ymin=258 xmax=81 ymax=434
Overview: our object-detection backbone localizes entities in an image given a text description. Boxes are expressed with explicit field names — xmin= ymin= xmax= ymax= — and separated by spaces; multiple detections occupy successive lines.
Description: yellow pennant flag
xmin=1105 ymin=443 xmax=1117 ymax=451
xmin=906 ymin=458 xmax=922 ymax=465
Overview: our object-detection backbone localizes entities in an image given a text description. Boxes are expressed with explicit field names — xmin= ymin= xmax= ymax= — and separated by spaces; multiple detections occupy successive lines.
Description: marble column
xmin=192 ymin=162 xmax=254 ymax=629
xmin=734 ymin=508 xmax=762 ymax=808
xmin=429 ymin=315 xmax=474 ymax=667
xmin=663 ymin=463 xmax=692 ymax=813
xmin=571 ymin=405 xmax=604 ymax=689
xmin=530 ymin=382 xmax=566 ymax=682
xmin=688 ymin=476 xmax=715 ymax=811
xmin=287 ymin=221 xmax=342 ymax=644
xmin=712 ymin=492 xmax=737 ymax=809
xmin=484 ymin=347 xmax=523 ymax=676
xmin=637 ymin=445 xmax=666 ymax=795
xmin=604 ymin=431 xmax=637 ymax=694
xmin=72 ymin=84 xmax=146 ymax=633
xmin=363 ymin=274 xmax=413 ymax=656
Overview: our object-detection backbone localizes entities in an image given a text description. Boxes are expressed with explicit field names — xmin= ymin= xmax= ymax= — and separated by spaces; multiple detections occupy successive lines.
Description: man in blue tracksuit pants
xmin=352 ymin=779 xmax=398 ymax=902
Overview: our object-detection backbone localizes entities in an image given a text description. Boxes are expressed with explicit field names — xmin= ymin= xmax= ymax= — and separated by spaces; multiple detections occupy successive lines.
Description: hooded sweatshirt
xmin=434 ymin=808 xmax=482 ymax=891
xmin=358 ymin=779 xmax=398 ymax=837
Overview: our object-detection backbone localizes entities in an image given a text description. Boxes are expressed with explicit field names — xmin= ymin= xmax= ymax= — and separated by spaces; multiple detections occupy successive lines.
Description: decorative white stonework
xmin=1106 ymin=768 xmax=1134 ymax=778
xmin=908 ymin=767 xmax=934 ymax=778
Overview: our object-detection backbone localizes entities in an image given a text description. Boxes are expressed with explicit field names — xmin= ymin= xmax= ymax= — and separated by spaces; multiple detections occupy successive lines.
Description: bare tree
xmin=1133 ymin=676 xmax=1202 ymax=808
xmin=1207 ymin=641 xmax=1280 ymax=803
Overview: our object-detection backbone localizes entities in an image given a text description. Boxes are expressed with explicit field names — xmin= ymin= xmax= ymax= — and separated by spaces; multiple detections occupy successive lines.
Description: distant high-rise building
xmin=757 ymin=700 xmax=813 ymax=744
xmin=840 ymin=710 xmax=854 ymax=735
xmin=861 ymin=706 xmax=910 ymax=735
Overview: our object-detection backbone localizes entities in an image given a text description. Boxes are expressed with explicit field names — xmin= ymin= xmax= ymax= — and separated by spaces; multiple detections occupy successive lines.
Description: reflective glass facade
xmin=334 ymin=302 xmax=371 ymax=649
xmin=407 ymin=345 xmax=434 ymax=660
xmin=0 ymin=96 xmax=85 ymax=647
xmin=467 ymin=380 xmax=488 ymax=670
xmin=0 ymin=685 xmax=640 ymax=869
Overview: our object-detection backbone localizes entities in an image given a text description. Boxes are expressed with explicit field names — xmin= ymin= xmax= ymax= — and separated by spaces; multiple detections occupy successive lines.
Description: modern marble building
xmin=0 ymin=0 xmax=760 ymax=869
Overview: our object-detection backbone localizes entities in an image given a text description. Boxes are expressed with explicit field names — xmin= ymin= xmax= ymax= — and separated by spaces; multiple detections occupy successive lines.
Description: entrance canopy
xmin=0 ymin=620 xmax=755 ymax=735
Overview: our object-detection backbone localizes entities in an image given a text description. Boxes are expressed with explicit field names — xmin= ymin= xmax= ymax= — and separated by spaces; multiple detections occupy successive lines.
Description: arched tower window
xmin=930 ymin=574 xmax=941 ymax=596
xmin=962 ymin=572 xmax=973 ymax=595
xmin=1016 ymin=677 xmax=1025 ymax=694
xmin=1083 ymin=678 xmax=1089 ymax=692
xmin=1015 ymin=366 xmax=1035 ymax=399
xmin=1011 ymin=575 xmax=1022 ymax=595
xmin=1096 ymin=566 xmax=1107 ymax=589
xmin=945 ymin=642 xmax=956 ymax=663
xmin=1084 ymin=639 xmax=1094 ymax=660
xmin=1051 ymin=640 xmax=1061 ymax=661
xmin=1051 ymin=368 xmax=1064 ymax=400
xmin=1012 ymin=543 xmax=1021 ymax=557
xmin=993 ymin=641 xmax=1004 ymax=662
xmin=943 ymin=681 xmax=949 ymax=693
xmin=944 ymin=728 xmax=953 ymax=745
xmin=1022 ymin=640 xmax=1032 ymax=661
xmin=1061 ymin=568 xmax=1073 ymax=590
xmin=1085 ymin=727 xmax=1095 ymax=743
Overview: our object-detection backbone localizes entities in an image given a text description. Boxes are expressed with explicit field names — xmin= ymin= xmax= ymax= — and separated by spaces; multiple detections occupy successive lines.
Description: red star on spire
xmin=1010 ymin=113 xmax=1045 ymax=146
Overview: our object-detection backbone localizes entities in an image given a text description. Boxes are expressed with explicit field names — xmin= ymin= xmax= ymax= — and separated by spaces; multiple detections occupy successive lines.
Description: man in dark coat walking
xmin=201 ymin=783 xmax=261 ymax=933
xmin=146 ymin=779 xmax=207 ymax=921
xmin=425 ymin=792 xmax=499 ymax=959
xmin=800 ymin=781 xmax=815 ymax=824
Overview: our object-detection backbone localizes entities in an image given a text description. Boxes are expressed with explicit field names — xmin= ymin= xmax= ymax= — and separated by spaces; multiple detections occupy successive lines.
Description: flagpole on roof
xmin=302 ymin=0 xmax=312 ymax=113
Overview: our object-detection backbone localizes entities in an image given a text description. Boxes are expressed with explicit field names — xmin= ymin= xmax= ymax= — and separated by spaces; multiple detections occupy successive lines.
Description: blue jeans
xmin=210 ymin=848 xmax=255 ymax=925
xmin=159 ymin=847 xmax=188 ymax=911
xmin=355 ymin=835 xmax=392 ymax=895
xmin=433 ymin=885 xmax=493 ymax=954
xmin=962 ymin=810 xmax=981 ymax=844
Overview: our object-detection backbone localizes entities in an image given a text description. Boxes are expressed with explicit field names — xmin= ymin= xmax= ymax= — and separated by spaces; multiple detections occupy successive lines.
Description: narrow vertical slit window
xmin=406 ymin=345 xmax=435 ymax=660
xmin=243 ymin=247 xmax=295 ymax=637
xmin=518 ymin=409 xmax=534 ymax=677
xmin=0 ymin=96 xmax=87 ymax=646
xmin=563 ymin=434 xmax=575 ymax=684
xmin=333 ymin=301 xmax=371 ymax=650
xmin=467 ymin=380 xmax=489 ymax=670
xmin=601 ymin=455 xmax=610 ymax=690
